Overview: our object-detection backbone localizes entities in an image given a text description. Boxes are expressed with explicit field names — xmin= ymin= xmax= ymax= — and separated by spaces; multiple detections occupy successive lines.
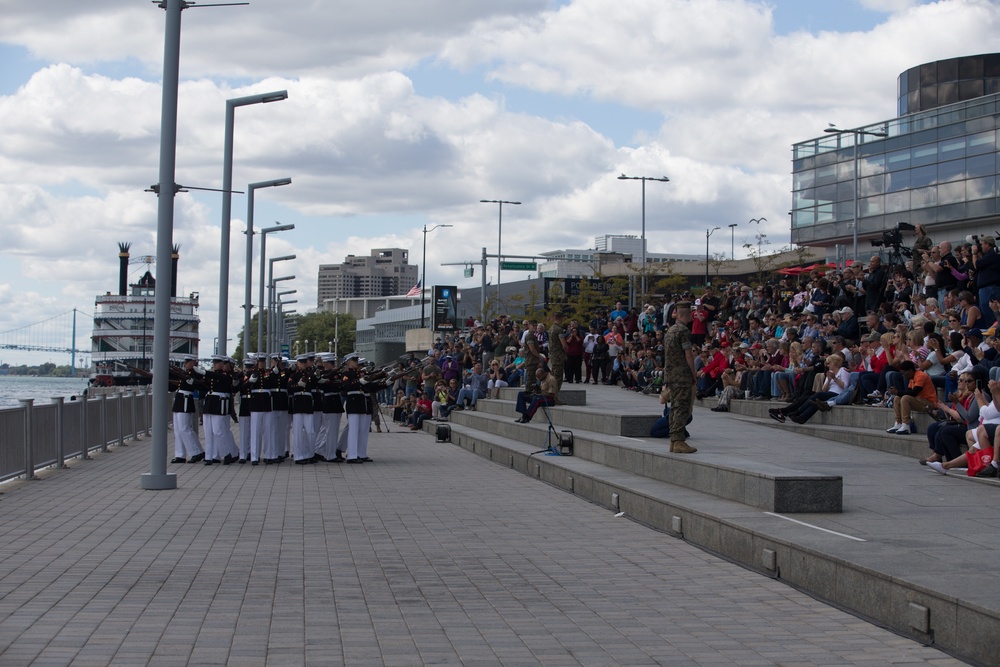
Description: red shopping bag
xmin=967 ymin=448 xmax=994 ymax=477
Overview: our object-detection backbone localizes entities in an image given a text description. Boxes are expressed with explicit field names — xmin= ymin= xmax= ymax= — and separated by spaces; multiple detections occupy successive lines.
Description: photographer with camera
xmin=973 ymin=235 xmax=1000 ymax=329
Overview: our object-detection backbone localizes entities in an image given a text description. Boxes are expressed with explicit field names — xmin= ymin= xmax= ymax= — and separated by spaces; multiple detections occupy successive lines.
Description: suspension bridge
xmin=0 ymin=309 xmax=92 ymax=372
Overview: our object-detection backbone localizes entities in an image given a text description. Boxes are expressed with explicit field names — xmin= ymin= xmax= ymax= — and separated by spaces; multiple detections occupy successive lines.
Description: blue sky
xmin=0 ymin=0 xmax=989 ymax=365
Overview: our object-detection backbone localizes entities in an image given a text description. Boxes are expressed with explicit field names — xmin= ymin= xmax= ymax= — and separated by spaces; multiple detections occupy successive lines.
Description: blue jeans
xmin=832 ymin=374 xmax=859 ymax=406
xmin=456 ymin=387 xmax=486 ymax=407
xmin=979 ymin=284 xmax=1000 ymax=328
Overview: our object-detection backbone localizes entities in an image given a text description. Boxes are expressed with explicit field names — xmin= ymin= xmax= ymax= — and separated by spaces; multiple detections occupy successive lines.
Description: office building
xmin=791 ymin=53 xmax=1000 ymax=257
xmin=316 ymin=248 xmax=418 ymax=307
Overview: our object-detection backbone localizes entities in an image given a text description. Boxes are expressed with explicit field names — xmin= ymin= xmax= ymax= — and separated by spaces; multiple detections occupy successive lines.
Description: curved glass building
xmin=791 ymin=54 xmax=1000 ymax=257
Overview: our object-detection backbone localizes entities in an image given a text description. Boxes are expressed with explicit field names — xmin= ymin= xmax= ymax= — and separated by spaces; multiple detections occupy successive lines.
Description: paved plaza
xmin=0 ymin=424 xmax=963 ymax=666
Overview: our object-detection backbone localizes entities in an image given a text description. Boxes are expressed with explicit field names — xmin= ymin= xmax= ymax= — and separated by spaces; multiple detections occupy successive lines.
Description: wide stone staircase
xmin=421 ymin=384 xmax=1000 ymax=666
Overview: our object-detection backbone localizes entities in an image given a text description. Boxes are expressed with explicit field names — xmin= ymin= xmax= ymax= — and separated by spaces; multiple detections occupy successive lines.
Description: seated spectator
xmin=768 ymin=353 xmax=850 ymax=424
xmin=514 ymin=367 xmax=558 ymax=424
xmin=407 ymin=394 xmax=433 ymax=430
xmin=486 ymin=359 xmax=509 ymax=398
xmin=710 ymin=368 xmax=741 ymax=412
xmin=431 ymin=381 xmax=449 ymax=420
xmin=695 ymin=342 xmax=728 ymax=398
xmin=886 ymin=360 xmax=937 ymax=435
xmin=455 ymin=362 xmax=489 ymax=410
xmin=391 ymin=389 xmax=408 ymax=423
xmin=958 ymin=290 xmax=983 ymax=330
xmin=834 ymin=306 xmax=860 ymax=342
xmin=922 ymin=370 xmax=980 ymax=467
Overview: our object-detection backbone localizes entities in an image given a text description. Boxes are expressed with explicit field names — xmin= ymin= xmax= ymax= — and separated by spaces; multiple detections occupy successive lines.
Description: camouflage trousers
xmin=667 ymin=380 xmax=694 ymax=442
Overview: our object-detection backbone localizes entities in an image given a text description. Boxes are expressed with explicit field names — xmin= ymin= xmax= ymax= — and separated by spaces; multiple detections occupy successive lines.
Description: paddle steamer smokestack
xmin=118 ymin=242 xmax=131 ymax=296
xmin=171 ymin=244 xmax=180 ymax=298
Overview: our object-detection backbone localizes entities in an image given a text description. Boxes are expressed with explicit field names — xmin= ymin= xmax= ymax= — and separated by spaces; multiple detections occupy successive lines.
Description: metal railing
xmin=1 ymin=389 xmax=153 ymax=482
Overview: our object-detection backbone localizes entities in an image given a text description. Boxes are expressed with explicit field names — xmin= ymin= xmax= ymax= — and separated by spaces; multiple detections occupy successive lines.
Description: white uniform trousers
xmin=239 ymin=415 xmax=252 ymax=461
xmin=272 ymin=411 xmax=290 ymax=456
xmin=203 ymin=413 xmax=229 ymax=462
xmin=249 ymin=411 xmax=269 ymax=462
xmin=346 ymin=413 xmax=364 ymax=460
xmin=291 ymin=413 xmax=317 ymax=461
xmin=316 ymin=413 xmax=342 ymax=460
xmin=223 ymin=419 xmax=239 ymax=458
xmin=359 ymin=413 xmax=372 ymax=459
xmin=172 ymin=411 xmax=203 ymax=458
xmin=337 ymin=415 xmax=349 ymax=455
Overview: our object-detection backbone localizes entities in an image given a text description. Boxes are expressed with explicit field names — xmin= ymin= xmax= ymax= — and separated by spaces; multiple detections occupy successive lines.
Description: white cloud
xmin=0 ymin=0 xmax=997 ymax=356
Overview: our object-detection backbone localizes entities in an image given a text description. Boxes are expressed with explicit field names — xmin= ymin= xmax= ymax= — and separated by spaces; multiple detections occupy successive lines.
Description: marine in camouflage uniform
xmin=663 ymin=302 xmax=698 ymax=454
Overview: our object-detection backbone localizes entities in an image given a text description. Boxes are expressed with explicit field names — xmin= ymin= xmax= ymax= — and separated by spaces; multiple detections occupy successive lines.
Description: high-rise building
xmin=316 ymin=248 xmax=418 ymax=307
xmin=791 ymin=53 xmax=1000 ymax=257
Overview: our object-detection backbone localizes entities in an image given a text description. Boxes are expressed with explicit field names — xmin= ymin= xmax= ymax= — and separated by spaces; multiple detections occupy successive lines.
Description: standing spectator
xmin=564 ymin=322 xmax=583 ymax=384
xmin=582 ymin=326 xmax=599 ymax=384
xmin=973 ymin=236 xmax=1000 ymax=329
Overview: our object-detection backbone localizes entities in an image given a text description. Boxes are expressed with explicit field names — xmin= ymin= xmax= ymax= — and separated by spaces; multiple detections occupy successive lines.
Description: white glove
xmin=297 ymin=379 xmax=307 ymax=388
xmin=193 ymin=367 xmax=206 ymax=376
xmin=185 ymin=377 xmax=195 ymax=385
xmin=249 ymin=375 xmax=258 ymax=383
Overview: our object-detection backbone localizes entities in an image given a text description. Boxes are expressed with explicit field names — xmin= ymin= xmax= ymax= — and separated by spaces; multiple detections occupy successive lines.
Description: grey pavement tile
xmin=0 ymin=426 xmax=968 ymax=667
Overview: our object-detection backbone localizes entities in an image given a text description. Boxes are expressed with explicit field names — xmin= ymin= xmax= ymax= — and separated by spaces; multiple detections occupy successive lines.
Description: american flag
xmin=406 ymin=279 xmax=422 ymax=297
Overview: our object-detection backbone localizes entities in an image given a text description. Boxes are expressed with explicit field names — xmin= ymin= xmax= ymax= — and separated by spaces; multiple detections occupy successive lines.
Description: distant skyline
xmin=0 ymin=0 xmax=997 ymax=364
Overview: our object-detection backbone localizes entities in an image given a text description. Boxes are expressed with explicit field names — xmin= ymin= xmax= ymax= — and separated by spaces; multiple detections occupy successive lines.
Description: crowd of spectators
xmin=387 ymin=227 xmax=1000 ymax=474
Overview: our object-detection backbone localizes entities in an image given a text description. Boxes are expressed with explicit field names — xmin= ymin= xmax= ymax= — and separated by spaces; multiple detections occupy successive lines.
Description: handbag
xmin=967 ymin=447 xmax=994 ymax=477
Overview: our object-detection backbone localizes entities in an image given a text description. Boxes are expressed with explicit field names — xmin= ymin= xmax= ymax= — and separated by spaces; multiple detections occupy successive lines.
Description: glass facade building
xmin=791 ymin=55 xmax=1000 ymax=254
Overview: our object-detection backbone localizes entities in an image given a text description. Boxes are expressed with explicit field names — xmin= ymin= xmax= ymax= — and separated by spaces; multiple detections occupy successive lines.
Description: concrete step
xmin=447 ymin=408 xmax=842 ymax=513
xmin=714 ymin=395 xmax=938 ymax=432
xmin=472 ymin=396 xmax=660 ymax=437
xmin=496 ymin=386 xmax=588 ymax=405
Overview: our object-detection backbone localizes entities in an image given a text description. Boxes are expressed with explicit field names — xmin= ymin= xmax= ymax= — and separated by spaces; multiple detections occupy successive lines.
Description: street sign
xmin=500 ymin=261 xmax=537 ymax=271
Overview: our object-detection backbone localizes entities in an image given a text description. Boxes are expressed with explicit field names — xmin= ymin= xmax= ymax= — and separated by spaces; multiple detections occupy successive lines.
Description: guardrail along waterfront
xmin=0 ymin=389 xmax=152 ymax=482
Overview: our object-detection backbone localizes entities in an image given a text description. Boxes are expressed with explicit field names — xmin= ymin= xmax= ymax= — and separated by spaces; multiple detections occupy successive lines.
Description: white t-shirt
xmin=829 ymin=367 xmax=851 ymax=396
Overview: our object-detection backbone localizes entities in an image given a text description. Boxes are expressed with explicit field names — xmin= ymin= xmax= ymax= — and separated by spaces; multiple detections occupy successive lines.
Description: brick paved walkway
xmin=0 ymin=430 xmax=962 ymax=666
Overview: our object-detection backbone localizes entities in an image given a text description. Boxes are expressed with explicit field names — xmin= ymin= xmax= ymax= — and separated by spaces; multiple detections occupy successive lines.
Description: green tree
xmin=293 ymin=311 xmax=356 ymax=357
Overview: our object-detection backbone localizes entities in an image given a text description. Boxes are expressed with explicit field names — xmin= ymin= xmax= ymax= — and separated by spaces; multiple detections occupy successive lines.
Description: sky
xmin=0 ymin=0 xmax=998 ymax=366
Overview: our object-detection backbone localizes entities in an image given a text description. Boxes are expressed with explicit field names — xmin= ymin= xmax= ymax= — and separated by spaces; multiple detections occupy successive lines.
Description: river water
xmin=0 ymin=376 xmax=92 ymax=409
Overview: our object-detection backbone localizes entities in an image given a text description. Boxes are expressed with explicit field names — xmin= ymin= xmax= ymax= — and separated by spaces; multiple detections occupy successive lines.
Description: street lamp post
xmin=257 ymin=224 xmax=294 ymax=354
xmin=217 ymin=89 xmax=288 ymax=358
xmin=618 ymin=174 xmax=670 ymax=303
xmin=728 ymin=223 xmax=738 ymax=260
xmin=143 ymin=0 xmax=185 ymax=490
xmin=705 ymin=226 xmax=720 ymax=287
xmin=266 ymin=262 xmax=294 ymax=354
xmin=268 ymin=276 xmax=294 ymax=355
xmin=480 ymin=199 xmax=521 ymax=306
xmin=420 ymin=224 xmax=452 ymax=328
xmin=243 ymin=179 xmax=291 ymax=356
xmin=824 ymin=125 xmax=888 ymax=263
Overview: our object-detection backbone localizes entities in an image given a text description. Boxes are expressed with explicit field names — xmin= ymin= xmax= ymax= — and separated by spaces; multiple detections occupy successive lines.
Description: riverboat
xmin=89 ymin=243 xmax=200 ymax=387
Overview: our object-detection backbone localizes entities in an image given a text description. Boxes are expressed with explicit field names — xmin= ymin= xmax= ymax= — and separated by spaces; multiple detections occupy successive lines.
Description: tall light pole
xmin=480 ymin=199 xmax=521 ymax=305
xmin=243 ymin=179 xmax=291 ymax=356
xmin=143 ymin=0 xmax=185 ymax=491
xmin=705 ymin=226 xmax=720 ymax=287
xmin=268 ymin=275 xmax=294 ymax=355
xmin=257 ymin=224 xmax=294 ymax=354
xmin=420 ymin=224 xmax=452 ymax=328
xmin=217 ymin=89 xmax=288 ymax=358
xmin=728 ymin=223 xmax=738 ymax=260
xmin=824 ymin=125 xmax=888 ymax=263
xmin=266 ymin=253 xmax=294 ymax=353
xmin=618 ymin=174 xmax=670 ymax=303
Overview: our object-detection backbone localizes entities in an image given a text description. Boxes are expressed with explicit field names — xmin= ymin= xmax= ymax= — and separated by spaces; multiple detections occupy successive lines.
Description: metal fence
xmin=0 ymin=389 xmax=153 ymax=482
